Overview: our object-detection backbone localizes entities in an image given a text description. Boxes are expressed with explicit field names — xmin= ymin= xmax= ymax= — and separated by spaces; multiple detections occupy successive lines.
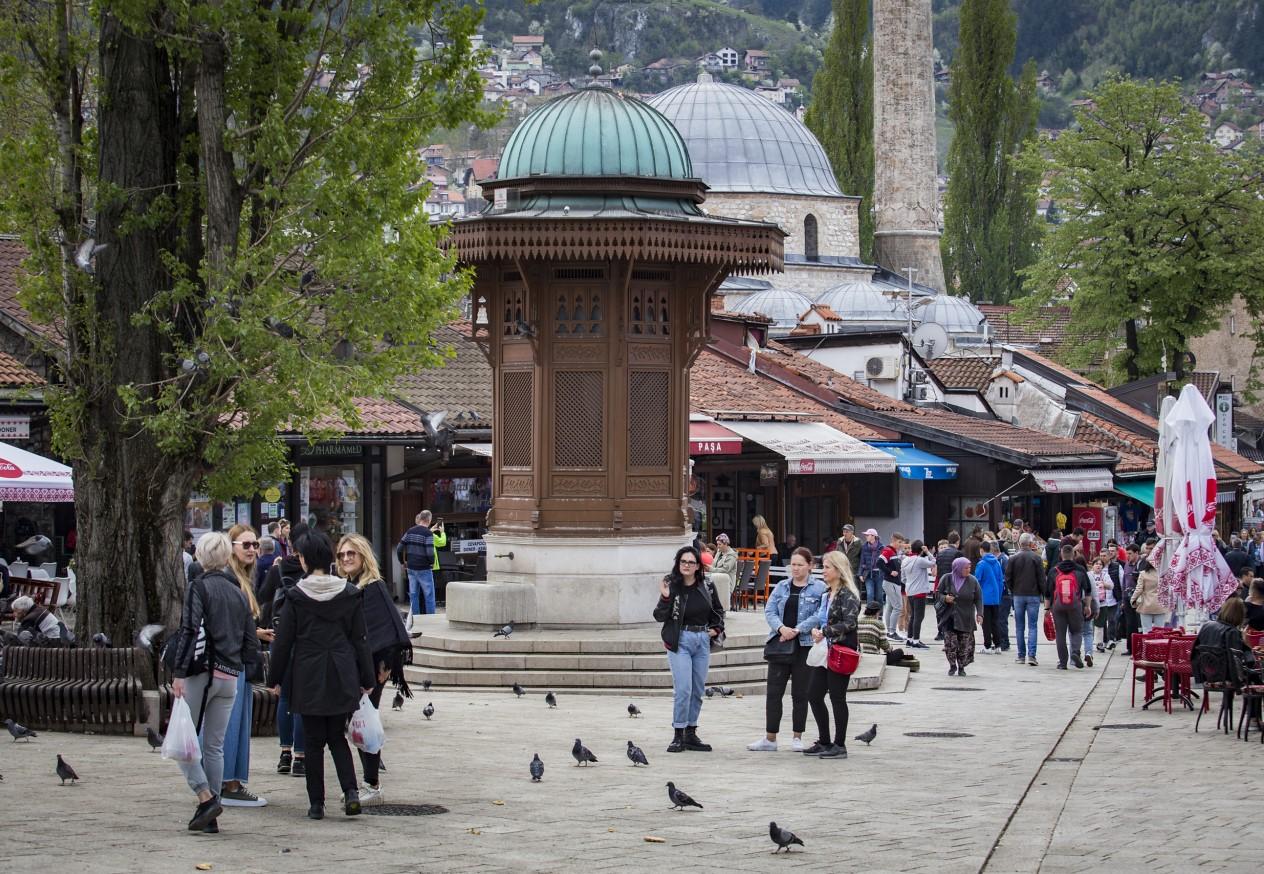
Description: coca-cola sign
xmin=0 ymin=458 xmax=23 ymax=479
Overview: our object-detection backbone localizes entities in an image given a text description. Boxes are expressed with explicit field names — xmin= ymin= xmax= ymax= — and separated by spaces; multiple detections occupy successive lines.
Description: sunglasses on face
xmin=337 ymin=551 xmax=359 ymax=559
xmin=234 ymin=540 xmax=259 ymax=549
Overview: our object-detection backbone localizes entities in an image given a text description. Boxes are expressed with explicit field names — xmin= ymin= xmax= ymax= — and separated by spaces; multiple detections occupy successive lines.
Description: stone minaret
xmin=872 ymin=0 xmax=946 ymax=292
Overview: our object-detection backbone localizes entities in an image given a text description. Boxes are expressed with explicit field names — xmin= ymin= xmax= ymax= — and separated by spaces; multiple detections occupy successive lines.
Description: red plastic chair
xmin=1132 ymin=636 xmax=1168 ymax=708
xmin=1245 ymin=628 xmax=1264 ymax=650
xmin=1162 ymin=636 xmax=1196 ymax=713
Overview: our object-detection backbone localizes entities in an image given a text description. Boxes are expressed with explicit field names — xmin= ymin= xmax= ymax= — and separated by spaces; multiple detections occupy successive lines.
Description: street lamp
xmin=903 ymin=267 xmax=918 ymax=401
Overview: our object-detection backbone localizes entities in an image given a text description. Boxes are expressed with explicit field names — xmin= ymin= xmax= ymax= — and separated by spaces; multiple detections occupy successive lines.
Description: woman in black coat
xmin=268 ymin=531 xmax=374 ymax=819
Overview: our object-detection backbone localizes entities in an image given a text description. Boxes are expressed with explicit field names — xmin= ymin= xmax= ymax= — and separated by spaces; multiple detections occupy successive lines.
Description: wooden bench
xmin=0 ymin=645 xmax=150 ymax=733
xmin=157 ymin=651 xmax=278 ymax=737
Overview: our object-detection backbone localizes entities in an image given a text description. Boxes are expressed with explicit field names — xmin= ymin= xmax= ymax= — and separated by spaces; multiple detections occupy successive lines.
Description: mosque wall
xmin=704 ymin=193 xmax=860 ymax=261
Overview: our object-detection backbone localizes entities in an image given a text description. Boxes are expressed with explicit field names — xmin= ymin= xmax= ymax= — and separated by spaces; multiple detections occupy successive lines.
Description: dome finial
xmin=698 ymin=71 xmax=713 ymax=84
xmin=588 ymin=48 xmax=603 ymax=80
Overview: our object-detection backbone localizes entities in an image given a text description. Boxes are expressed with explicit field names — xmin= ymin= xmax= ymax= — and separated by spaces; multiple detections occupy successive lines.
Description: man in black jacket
xmin=1046 ymin=544 xmax=1092 ymax=669
xmin=1005 ymin=533 xmax=1046 ymax=665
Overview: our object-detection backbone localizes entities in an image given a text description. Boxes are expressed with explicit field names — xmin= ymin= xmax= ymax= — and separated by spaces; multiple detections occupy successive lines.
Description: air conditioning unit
xmin=911 ymin=369 xmax=929 ymax=384
xmin=865 ymin=356 xmax=899 ymax=380
xmin=915 ymin=385 xmax=931 ymax=401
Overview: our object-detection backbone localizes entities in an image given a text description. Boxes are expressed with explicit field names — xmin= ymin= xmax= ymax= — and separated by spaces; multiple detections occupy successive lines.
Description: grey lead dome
xmin=647 ymin=80 xmax=844 ymax=197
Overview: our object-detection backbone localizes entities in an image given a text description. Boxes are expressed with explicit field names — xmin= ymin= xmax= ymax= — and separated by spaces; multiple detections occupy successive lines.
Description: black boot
xmin=683 ymin=726 xmax=712 ymax=752
xmin=666 ymin=728 xmax=685 ymax=753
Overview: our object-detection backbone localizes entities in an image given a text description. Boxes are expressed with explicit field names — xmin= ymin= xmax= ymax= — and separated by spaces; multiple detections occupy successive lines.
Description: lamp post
xmin=903 ymin=267 xmax=918 ymax=402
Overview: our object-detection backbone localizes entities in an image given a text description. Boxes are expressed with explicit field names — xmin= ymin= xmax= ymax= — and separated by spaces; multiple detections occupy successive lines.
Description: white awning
xmin=720 ymin=421 xmax=897 ymax=475
xmin=455 ymin=442 xmax=492 ymax=458
xmin=0 ymin=441 xmax=73 ymax=502
xmin=1031 ymin=467 xmax=1114 ymax=494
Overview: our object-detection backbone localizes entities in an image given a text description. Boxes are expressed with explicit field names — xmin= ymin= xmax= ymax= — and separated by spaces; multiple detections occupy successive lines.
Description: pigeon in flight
xmin=422 ymin=702 xmax=434 ymax=721
xmin=529 ymin=753 xmax=544 ymax=782
xmin=666 ymin=781 xmax=702 ymax=810
xmin=627 ymin=703 xmax=641 ymax=718
xmin=6 ymin=718 xmax=37 ymax=741
xmin=392 ymin=691 xmax=405 ymax=711
xmin=626 ymin=741 xmax=649 ymax=767
xmin=545 ymin=691 xmax=557 ymax=709
xmin=769 ymin=821 xmax=804 ymax=853
xmin=421 ymin=679 xmax=433 ymax=692
xmin=56 ymin=754 xmax=79 ymax=785
xmin=146 ymin=726 xmax=164 ymax=752
xmin=512 ymin=683 xmax=526 ymax=698
xmin=493 ymin=623 xmax=513 ymax=639
xmin=854 ymin=723 xmax=877 ymax=746
xmin=135 ymin=624 xmax=165 ymax=654
xmin=572 ymin=738 xmax=598 ymax=766
xmin=92 ymin=632 xmax=111 ymax=648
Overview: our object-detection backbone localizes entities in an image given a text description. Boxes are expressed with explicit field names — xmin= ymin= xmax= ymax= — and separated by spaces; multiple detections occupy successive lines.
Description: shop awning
xmin=689 ymin=420 xmax=743 ymax=456
xmin=869 ymin=442 xmax=958 ymax=480
xmin=1114 ymin=478 xmax=1155 ymax=507
xmin=0 ymin=441 xmax=74 ymax=502
xmin=720 ymin=421 xmax=897 ymax=475
xmin=1031 ymin=467 xmax=1114 ymax=494
xmin=455 ymin=442 xmax=492 ymax=458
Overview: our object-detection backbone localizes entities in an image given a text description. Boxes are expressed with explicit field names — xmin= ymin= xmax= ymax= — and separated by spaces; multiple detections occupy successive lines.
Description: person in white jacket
xmin=901 ymin=540 xmax=936 ymax=649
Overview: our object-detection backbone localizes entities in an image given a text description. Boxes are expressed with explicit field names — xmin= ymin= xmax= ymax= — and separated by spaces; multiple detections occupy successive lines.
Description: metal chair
xmin=1195 ymin=648 xmax=1241 ymax=734
xmin=1132 ymin=635 xmax=1168 ymax=708
xmin=732 ymin=559 xmax=755 ymax=610
xmin=1162 ymin=636 xmax=1197 ymax=713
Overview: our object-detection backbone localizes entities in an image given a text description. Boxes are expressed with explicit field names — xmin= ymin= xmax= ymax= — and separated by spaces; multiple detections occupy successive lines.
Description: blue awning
xmin=1115 ymin=479 xmax=1155 ymax=507
xmin=868 ymin=442 xmax=959 ymax=480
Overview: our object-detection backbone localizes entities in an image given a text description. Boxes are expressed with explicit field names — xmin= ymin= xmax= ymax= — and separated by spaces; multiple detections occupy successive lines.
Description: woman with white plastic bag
xmin=161 ymin=697 xmax=201 ymax=763
xmin=167 ymin=531 xmax=260 ymax=834
xmin=804 ymin=551 xmax=862 ymax=759
xmin=267 ymin=531 xmax=374 ymax=820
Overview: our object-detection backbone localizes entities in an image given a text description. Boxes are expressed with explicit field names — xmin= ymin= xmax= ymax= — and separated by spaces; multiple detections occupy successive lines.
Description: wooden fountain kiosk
xmin=444 ymin=78 xmax=783 ymax=627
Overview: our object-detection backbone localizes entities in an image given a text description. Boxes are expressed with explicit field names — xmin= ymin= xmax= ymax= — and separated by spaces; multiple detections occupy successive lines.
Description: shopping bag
xmin=347 ymin=693 xmax=385 ymax=754
xmin=806 ymin=637 xmax=829 ymax=668
xmin=1043 ymin=611 xmax=1055 ymax=641
xmin=161 ymin=696 xmax=202 ymax=763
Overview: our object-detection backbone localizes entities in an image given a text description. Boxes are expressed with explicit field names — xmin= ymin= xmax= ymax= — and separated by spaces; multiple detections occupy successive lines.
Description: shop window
xmin=849 ymin=474 xmax=897 ymax=518
xmin=430 ymin=476 xmax=492 ymax=515
xmin=301 ymin=465 xmax=362 ymax=539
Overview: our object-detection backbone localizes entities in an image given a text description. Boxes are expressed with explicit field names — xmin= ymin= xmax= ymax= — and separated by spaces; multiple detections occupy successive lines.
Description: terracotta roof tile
xmin=0 ymin=236 xmax=65 ymax=345
xmin=926 ymin=355 xmax=998 ymax=391
xmin=1012 ymin=346 xmax=1092 ymax=386
xmin=283 ymin=397 xmax=426 ymax=436
xmin=1074 ymin=412 xmax=1156 ymax=474
xmin=1190 ymin=371 xmax=1220 ymax=404
xmin=393 ymin=323 xmax=493 ymax=427
xmin=880 ymin=407 xmax=1108 ymax=458
xmin=0 ymin=350 xmax=44 ymax=387
xmin=979 ymin=304 xmax=1072 ymax=355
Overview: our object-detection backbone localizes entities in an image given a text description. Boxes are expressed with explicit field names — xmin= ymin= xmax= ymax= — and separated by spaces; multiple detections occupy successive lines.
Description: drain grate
xmin=852 ymin=700 xmax=903 ymax=705
xmin=904 ymin=731 xmax=975 ymax=738
xmin=931 ymin=687 xmax=986 ymax=692
xmin=1047 ymin=756 xmax=1084 ymax=762
xmin=1094 ymin=724 xmax=1160 ymax=730
xmin=362 ymin=803 xmax=449 ymax=817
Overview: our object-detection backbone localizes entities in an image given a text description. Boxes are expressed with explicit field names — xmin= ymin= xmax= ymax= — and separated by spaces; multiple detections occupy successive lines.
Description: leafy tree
xmin=804 ymin=0 xmax=874 ymax=260
xmin=1021 ymin=78 xmax=1264 ymax=383
xmin=942 ymin=0 xmax=1041 ymax=302
xmin=0 ymin=1 xmax=488 ymax=642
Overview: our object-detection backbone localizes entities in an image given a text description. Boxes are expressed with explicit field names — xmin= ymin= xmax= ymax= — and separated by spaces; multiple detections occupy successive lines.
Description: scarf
xmin=951 ymin=556 xmax=971 ymax=592
xmin=296 ymin=573 xmax=347 ymax=601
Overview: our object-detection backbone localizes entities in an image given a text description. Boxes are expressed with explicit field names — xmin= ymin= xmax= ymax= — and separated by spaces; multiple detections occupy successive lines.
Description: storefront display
xmin=302 ymin=465 xmax=362 ymax=539
xmin=430 ymin=475 xmax=492 ymax=516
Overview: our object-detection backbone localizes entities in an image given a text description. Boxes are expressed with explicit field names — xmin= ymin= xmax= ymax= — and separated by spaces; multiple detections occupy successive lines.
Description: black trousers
xmin=302 ymin=712 xmax=358 ymax=805
xmin=765 ymin=644 xmax=812 ymax=734
xmin=906 ymin=597 xmax=927 ymax=642
xmin=982 ymin=605 xmax=1000 ymax=649
xmin=1052 ymin=606 xmax=1084 ymax=666
xmin=808 ymin=666 xmax=850 ymax=747
xmin=357 ymin=678 xmax=386 ymax=787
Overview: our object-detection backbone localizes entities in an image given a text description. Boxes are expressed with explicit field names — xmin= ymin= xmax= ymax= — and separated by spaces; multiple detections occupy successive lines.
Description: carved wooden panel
xmin=628 ymin=371 xmax=670 ymax=468
xmin=626 ymin=476 xmax=671 ymax=496
xmin=552 ymin=370 xmax=603 ymax=468
xmin=627 ymin=344 xmax=671 ymax=364
xmin=553 ymin=343 xmax=605 ymax=364
xmin=502 ymin=344 xmax=534 ymax=364
xmin=501 ymin=475 xmax=534 ymax=496
xmin=501 ymin=370 xmax=533 ymax=468
xmin=551 ymin=475 xmax=605 ymax=496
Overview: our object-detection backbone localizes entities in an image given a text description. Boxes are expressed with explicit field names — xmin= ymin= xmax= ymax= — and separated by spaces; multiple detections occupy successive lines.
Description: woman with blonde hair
xmin=752 ymin=515 xmax=776 ymax=553
xmin=215 ymin=523 xmax=268 ymax=808
xmin=337 ymin=534 xmax=411 ymax=804
xmin=805 ymin=551 xmax=862 ymax=758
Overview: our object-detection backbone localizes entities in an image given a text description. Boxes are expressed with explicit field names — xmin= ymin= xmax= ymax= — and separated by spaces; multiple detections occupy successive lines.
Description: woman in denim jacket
xmin=748 ymin=547 xmax=825 ymax=752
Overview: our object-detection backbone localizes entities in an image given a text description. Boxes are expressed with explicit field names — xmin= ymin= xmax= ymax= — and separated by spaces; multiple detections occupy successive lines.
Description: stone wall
xmin=1190 ymin=296 xmax=1264 ymax=417
xmin=872 ymin=0 xmax=945 ymax=292
xmin=704 ymin=192 xmax=859 ymax=260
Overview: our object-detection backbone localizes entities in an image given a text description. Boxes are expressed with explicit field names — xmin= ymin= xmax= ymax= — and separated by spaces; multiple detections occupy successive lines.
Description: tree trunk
xmin=75 ymin=13 xmax=194 ymax=643
xmin=1123 ymin=317 xmax=1141 ymax=381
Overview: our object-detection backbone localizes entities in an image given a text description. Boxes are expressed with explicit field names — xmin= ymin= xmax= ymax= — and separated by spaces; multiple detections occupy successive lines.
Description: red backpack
xmin=1054 ymin=568 xmax=1080 ymax=606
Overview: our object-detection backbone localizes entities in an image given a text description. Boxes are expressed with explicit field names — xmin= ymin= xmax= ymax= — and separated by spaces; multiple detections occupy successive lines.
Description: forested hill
xmin=933 ymin=0 xmax=1264 ymax=84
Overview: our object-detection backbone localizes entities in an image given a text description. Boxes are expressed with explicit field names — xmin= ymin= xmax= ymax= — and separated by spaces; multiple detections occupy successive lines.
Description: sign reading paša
xmin=0 ymin=415 xmax=30 ymax=440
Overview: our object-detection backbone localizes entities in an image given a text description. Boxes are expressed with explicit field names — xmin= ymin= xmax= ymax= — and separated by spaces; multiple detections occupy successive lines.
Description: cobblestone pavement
xmin=2 ymin=634 xmax=1258 ymax=873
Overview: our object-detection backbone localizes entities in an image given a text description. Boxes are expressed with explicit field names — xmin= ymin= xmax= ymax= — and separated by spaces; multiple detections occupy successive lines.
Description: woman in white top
xmin=900 ymin=540 xmax=936 ymax=648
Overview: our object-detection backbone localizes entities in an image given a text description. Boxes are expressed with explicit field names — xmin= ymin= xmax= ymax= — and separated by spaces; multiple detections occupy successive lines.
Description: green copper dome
xmin=498 ymin=87 xmax=693 ymax=181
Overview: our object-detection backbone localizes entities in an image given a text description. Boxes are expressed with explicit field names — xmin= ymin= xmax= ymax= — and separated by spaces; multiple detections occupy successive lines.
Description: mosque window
xmin=804 ymin=214 xmax=819 ymax=261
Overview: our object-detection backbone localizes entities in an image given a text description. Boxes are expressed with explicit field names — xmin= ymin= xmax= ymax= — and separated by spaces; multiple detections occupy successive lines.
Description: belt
xmin=683 ymin=624 xmax=709 ymax=632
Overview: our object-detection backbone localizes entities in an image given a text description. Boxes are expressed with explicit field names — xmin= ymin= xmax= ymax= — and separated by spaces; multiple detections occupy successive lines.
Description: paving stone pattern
xmin=1 ymin=637 xmax=1258 ymax=873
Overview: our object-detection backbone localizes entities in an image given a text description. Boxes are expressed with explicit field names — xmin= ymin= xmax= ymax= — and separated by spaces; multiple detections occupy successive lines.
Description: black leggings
xmin=358 ymin=678 xmax=386 ymax=787
xmin=982 ymin=605 xmax=1000 ymax=649
xmin=765 ymin=644 xmax=812 ymax=734
xmin=906 ymin=597 xmax=927 ymax=641
xmin=808 ymin=666 xmax=850 ymax=747
xmin=301 ymin=713 xmax=358 ymax=805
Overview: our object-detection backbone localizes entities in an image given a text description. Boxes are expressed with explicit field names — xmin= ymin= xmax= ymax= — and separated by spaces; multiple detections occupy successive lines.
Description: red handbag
xmin=1043 ymin=611 xmax=1055 ymax=641
xmin=827 ymin=644 xmax=861 ymax=675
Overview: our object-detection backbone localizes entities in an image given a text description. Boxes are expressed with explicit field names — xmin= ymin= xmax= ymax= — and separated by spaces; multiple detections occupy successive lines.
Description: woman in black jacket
xmin=268 ymin=531 xmax=374 ymax=820
xmin=338 ymin=533 xmax=412 ymax=805
xmin=806 ymin=550 xmax=862 ymax=759
xmin=653 ymin=545 xmax=725 ymax=754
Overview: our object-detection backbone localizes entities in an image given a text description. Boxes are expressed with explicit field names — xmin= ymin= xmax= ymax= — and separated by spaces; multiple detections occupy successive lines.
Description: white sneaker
xmin=747 ymin=737 xmax=778 ymax=752
xmin=791 ymin=737 xmax=804 ymax=752
xmin=359 ymin=784 xmax=384 ymax=806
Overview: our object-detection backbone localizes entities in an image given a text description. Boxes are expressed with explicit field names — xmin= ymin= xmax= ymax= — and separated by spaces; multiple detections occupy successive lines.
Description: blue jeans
xmin=666 ymin=630 xmax=710 ymax=729
xmin=865 ymin=569 xmax=884 ymax=606
xmin=205 ymin=670 xmax=252 ymax=784
xmin=1013 ymin=595 xmax=1042 ymax=659
xmin=408 ymin=568 xmax=435 ymax=614
xmin=277 ymin=682 xmax=305 ymax=755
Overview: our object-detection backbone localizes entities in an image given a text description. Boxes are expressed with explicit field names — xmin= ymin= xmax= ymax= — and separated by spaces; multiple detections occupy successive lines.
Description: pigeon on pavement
xmin=705 ymin=686 xmax=715 ymax=698
xmin=769 ymin=821 xmax=804 ymax=853
xmin=421 ymin=679 xmax=432 ymax=692
xmin=572 ymin=738 xmax=598 ymax=766
xmin=512 ymin=683 xmax=526 ymax=698
xmin=146 ymin=726 xmax=164 ymax=752
xmin=6 ymin=718 xmax=37 ymax=741
xmin=529 ymin=754 xmax=544 ymax=782
xmin=854 ymin=723 xmax=877 ymax=746
xmin=92 ymin=632 xmax=111 ymax=648
xmin=666 ymin=781 xmax=702 ymax=810
xmin=493 ymin=623 xmax=513 ymax=639
xmin=626 ymin=741 xmax=649 ymax=767
xmin=392 ymin=691 xmax=405 ymax=711
xmin=627 ymin=703 xmax=641 ymax=718
xmin=422 ymin=702 xmax=434 ymax=720
xmin=545 ymin=691 xmax=557 ymax=709
xmin=56 ymin=754 xmax=79 ymax=785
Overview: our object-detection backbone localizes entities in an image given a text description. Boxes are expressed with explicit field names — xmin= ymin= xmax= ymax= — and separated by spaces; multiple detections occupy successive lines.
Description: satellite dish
xmin=912 ymin=322 xmax=950 ymax=360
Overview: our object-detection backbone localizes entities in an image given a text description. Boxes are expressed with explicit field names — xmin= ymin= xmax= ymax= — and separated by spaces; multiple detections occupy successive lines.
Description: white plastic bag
xmin=161 ymin=696 xmax=202 ymax=763
xmin=347 ymin=693 xmax=385 ymax=754
xmin=806 ymin=637 xmax=829 ymax=668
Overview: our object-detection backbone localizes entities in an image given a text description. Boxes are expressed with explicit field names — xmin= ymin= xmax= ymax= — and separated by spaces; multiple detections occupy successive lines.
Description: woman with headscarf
xmin=935 ymin=556 xmax=984 ymax=676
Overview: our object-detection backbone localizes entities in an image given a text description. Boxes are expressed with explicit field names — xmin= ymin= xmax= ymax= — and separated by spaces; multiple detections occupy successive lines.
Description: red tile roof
xmin=0 ymin=236 xmax=65 ymax=345
xmin=1012 ymin=346 xmax=1092 ymax=386
xmin=926 ymin=356 xmax=999 ymax=392
xmin=394 ymin=323 xmax=493 ymax=427
xmin=979 ymin=304 xmax=1072 ymax=356
xmin=0 ymin=350 xmax=44 ymax=387
xmin=282 ymin=397 xmax=427 ymax=436
xmin=1190 ymin=371 xmax=1220 ymax=405
xmin=1074 ymin=412 xmax=1156 ymax=474
xmin=760 ymin=341 xmax=911 ymax=412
